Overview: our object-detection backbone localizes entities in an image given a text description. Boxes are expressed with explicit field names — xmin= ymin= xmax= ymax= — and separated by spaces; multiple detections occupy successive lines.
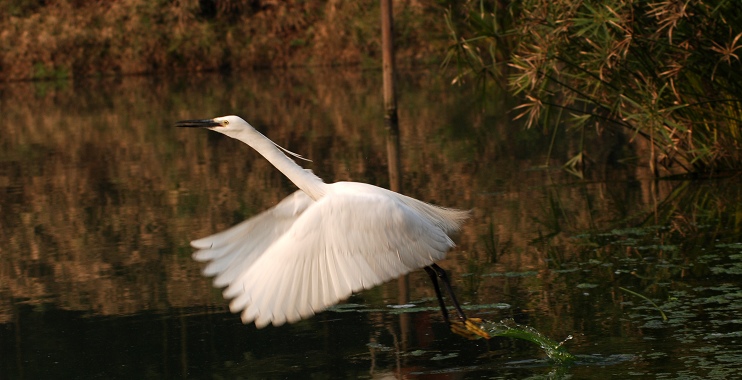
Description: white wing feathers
xmin=192 ymin=185 xmax=468 ymax=328
xmin=191 ymin=190 xmax=313 ymax=288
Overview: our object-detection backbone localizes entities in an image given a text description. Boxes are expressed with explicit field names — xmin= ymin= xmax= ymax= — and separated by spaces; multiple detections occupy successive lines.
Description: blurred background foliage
xmin=0 ymin=0 xmax=451 ymax=80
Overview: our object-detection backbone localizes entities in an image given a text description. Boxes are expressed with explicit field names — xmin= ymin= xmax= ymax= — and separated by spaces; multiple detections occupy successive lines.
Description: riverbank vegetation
xmin=3 ymin=0 xmax=742 ymax=176
xmin=445 ymin=0 xmax=742 ymax=176
xmin=0 ymin=0 xmax=448 ymax=81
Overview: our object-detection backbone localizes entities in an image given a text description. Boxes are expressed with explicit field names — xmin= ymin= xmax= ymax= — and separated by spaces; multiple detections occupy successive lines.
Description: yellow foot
xmin=449 ymin=318 xmax=491 ymax=340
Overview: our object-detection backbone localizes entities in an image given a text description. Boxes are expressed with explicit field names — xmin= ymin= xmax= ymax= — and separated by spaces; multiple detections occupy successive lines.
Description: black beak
xmin=174 ymin=119 xmax=221 ymax=128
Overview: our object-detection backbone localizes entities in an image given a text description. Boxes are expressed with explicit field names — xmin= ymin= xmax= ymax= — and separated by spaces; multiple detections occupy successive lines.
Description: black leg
xmin=424 ymin=266 xmax=450 ymax=324
xmin=426 ymin=264 xmax=491 ymax=340
xmin=425 ymin=264 xmax=467 ymax=323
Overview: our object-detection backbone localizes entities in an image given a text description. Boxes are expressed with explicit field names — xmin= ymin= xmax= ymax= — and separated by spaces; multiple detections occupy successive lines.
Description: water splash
xmin=479 ymin=318 xmax=576 ymax=364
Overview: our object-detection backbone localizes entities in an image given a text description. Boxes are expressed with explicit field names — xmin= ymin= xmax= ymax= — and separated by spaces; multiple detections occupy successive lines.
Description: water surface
xmin=2 ymin=69 xmax=742 ymax=379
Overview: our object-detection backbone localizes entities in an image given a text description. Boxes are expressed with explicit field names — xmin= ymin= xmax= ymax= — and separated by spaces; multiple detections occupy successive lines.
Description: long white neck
xmin=233 ymin=128 xmax=327 ymax=201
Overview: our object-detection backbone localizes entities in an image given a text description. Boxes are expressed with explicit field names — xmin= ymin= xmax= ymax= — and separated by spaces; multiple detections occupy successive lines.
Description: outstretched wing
xmin=190 ymin=190 xmax=313 ymax=288
xmin=223 ymin=189 xmax=466 ymax=328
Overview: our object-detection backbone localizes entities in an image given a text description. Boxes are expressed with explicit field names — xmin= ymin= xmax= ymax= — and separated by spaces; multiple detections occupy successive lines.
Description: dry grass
xmin=0 ymin=0 xmax=450 ymax=81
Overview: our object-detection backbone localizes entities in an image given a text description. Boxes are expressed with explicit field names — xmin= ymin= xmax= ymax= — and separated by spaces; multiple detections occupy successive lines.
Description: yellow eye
xmin=223 ymin=120 xmax=230 ymax=125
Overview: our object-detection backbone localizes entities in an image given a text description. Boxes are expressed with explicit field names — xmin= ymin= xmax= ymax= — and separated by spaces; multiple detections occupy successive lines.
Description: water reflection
xmin=2 ymin=69 xmax=742 ymax=378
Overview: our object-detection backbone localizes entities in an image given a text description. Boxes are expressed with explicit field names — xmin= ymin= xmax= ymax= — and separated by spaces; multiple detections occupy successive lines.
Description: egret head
xmin=175 ymin=115 xmax=253 ymax=137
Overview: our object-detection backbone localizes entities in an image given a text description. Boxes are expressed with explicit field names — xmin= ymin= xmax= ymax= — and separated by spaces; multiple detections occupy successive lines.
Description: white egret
xmin=177 ymin=115 xmax=487 ymax=337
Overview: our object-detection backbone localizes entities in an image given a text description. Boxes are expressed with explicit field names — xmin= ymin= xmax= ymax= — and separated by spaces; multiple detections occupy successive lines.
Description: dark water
xmin=2 ymin=69 xmax=742 ymax=379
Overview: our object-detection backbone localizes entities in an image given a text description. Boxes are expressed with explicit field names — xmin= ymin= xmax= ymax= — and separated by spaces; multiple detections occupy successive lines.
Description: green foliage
xmin=442 ymin=1 xmax=514 ymax=88
xmin=31 ymin=63 xmax=69 ymax=80
xmin=446 ymin=0 xmax=742 ymax=176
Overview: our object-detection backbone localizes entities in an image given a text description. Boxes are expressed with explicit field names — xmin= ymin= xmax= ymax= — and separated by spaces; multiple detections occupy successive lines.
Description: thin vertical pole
xmin=381 ymin=0 xmax=408 ymax=350
xmin=381 ymin=0 xmax=401 ymax=193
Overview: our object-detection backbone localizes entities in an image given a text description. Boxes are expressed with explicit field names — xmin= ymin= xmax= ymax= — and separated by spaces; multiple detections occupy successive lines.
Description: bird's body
xmin=177 ymin=116 xmax=470 ymax=329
